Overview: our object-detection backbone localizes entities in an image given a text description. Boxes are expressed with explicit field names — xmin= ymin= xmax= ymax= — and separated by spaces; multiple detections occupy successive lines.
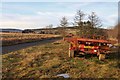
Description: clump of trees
xmin=59 ymin=10 xmax=108 ymax=39
xmin=45 ymin=24 xmax=53 ymax=34
xmin=46 ymin=24 xmax=53 ymax=29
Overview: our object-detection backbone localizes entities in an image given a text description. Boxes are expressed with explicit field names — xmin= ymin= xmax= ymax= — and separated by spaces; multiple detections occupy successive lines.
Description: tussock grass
xmin=2 ymin=40 xmax=120 ymax=78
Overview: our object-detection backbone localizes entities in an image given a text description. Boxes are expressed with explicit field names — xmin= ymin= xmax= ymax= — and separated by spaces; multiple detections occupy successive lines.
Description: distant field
xmin=1 ymin=32 xmax=61 ymax=46
xmin=2 ymin=40 xmax=119 ymax=78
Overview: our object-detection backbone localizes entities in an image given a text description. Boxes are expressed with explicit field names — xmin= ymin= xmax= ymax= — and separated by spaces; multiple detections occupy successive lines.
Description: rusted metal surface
xmin=64 ymin=37 xmax=109 ymax=43
xmin=66 ymin=37 xmax=111 ymax=55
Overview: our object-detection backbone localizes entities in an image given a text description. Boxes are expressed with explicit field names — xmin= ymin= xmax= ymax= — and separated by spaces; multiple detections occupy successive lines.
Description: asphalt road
xmin=1 ymin=37 xmax=62 ymax=54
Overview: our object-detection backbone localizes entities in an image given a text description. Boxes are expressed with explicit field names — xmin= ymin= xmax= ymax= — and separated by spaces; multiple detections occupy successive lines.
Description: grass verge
xmin=2 ymin=40 xmax=120 ymax=78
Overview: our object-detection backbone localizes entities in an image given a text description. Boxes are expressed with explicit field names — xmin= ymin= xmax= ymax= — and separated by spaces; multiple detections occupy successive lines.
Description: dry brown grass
xmin=1 ymin=32 xmax=61 ymax=46
xmin=2 ymin=40 xmax=120 ymax=78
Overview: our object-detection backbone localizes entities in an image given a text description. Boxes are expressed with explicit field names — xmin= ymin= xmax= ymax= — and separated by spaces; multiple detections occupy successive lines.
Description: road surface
xmin=1 ymin=37 xmax=62 ymax=54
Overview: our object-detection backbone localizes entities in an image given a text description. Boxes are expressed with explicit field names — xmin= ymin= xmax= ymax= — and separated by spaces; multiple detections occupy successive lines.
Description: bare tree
xmin=46 ymin=24 xmax=53 ymax=34
xmin=60 ymin=17 xmax=68 ymax=28
xmin=48 ymin=24 xmax=53 ymax=29
xmin=88 ymin=12 xmax=104 ymax=38
xmin=46 ymin=24 xmax=53 ymax=29
xmin=59 ymin=16 xmax=68 ymax=38
xmin=74 ymin=10 xmax=85 ymax=27
xmin=88 ymin=12 xmax=102 ymax=28
xmin=74 ymin=10 xmax=85 ymax=36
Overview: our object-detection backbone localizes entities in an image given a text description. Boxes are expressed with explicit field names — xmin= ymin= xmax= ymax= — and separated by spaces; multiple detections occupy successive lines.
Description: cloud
xmin=67 ymin=2 xmax=91 ymax=9
xmin=103 ymin=14 xmax=118 ymax=27
xmin=1 ymin=0 xmax=119 ymax=2
xmin=1 ymin=13 xmax=52 ymax=29
xmin=1 ymin=11 xmax=118 ymax=29
xmin=37 ymin=11 xmax=74 ymax=17
xmin=107 ymin=14 xmax=118 ymax=21
xmin=1 ymin=2 xmax=118 ymax=29
xmin=0 ymin=11 xmax=75 ymax=29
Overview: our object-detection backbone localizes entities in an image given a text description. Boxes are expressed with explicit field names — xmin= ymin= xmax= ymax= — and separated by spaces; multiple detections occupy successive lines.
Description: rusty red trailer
xmin=64 ymin=37 xmax=111 ymax=60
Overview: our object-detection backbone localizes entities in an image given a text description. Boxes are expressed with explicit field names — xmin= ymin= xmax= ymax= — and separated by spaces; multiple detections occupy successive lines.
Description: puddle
xmin=57 ymin=73 xmax=70 ymax=78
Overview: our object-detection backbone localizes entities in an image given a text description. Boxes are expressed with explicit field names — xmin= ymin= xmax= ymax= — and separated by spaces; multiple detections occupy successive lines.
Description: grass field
xmin=2 ymin=40 xmax=120 ymax=78
xmin=1 ymin=33 xmax=60 ymax=46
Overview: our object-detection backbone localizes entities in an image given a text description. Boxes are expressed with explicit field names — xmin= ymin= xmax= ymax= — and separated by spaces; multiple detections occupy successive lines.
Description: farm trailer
xmin=64 ymin=37 xmax=111 ymax=60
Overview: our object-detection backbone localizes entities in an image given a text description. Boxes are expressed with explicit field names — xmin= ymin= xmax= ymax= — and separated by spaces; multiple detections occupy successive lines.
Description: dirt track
xmin=1 ymin=37 xmax=62 ymax=54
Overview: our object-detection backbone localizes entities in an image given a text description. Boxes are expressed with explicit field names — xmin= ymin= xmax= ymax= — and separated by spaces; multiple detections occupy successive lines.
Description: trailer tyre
xmin=99 ymin=54 xmax=105 ymax=60
xmin=69 ymin=50 xmax=75 ymax=58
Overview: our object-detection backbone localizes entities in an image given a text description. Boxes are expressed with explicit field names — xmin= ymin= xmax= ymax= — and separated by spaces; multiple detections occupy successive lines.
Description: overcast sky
xmin=0 ymin=2 xmax=118 ymax=29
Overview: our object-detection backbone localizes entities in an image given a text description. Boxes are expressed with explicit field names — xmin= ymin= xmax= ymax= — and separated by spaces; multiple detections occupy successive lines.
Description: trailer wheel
xmin=99 ymin=54 xmax=106 ymax=60
xmin=69 ymin=50 xmax=75 ymax=58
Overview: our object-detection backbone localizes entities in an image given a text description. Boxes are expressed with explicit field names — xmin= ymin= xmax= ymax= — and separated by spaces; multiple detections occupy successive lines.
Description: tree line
xmin=58 ymin=10 xmax=108 ymax=39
